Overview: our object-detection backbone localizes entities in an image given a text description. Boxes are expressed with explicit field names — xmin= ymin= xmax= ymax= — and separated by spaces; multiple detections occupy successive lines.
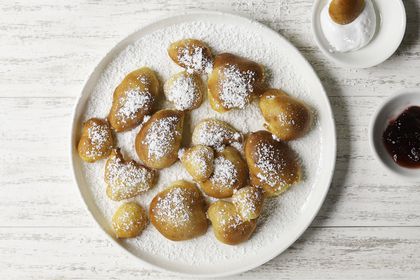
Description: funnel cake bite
xmin=259 ymin=89 xmax=311 ymax=141
xmin=168 ymin=39 xmax=213 ymax=74
xmin=208 ymin=53 xmax=265 ymax=112
xmin=105 ymin=149 xmax=156 ymax=201
xmin=207 ymin=200 xmax=257 ymax=245
xmin=232 ymin=186 xmax=264 ymax=221
xmin=180 ymin=145 xmax=214 ymax=182
xmin=164 ymin=71 xmax=205 ymax=111
xmin=135 ymin=109 xmax=184 ymax=169
xmin=192 ymin=118 xmax=242 ymax=151
xmin=112 ymin=202 xmax=148 ymax=238
xmin=149 ymin=180 xmax=208 ymax=241
xmin=200 ymin=146 xmax=248 ymax=198
xmin=78 ymin=118 xmax=114 ymax=163
xmin=245 ymin=130 xmax=301 ymax=197
xmin=108 ymin=67 xmax=160 ymax=132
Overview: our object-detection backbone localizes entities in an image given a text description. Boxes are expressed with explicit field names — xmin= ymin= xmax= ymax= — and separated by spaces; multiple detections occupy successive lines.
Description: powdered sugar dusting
xmin=113 ymin=205 xmax=146 ymax=234
xmin=178 ymin=45 xmax=213 ymax=74
xmin=116 ymin=88 xmax=152 ymax=123
xmin=192 ymin=119 xmax=242 ymax=151
xmin=218 ymin=207 xmax=243 ymax=232
xmin=210 ymin=156 xmax=238 ymax=190
xmin=182 ymin=146 xmax=213 ymax=179
xmin=233 ymin=188 xmax=262 ymax=219
xmin=152 ymin=187 xmax=193 ymax=228
xmin=218 ymin=64 xmax=256 ymax=109
xmin=164 ymin=72 xmax=202 ymax=111
xmin=79 ymin=20 xmax=324 ymax=267
xmin=106 ymin=153 xmax=154 ymax=200
xmin=143 ymin=116 xmax=180 ymax=160
xmin=255 ymin=141 xmax=289 ymax=188
xmin=85 ymin=121 xmax=112 ymax=157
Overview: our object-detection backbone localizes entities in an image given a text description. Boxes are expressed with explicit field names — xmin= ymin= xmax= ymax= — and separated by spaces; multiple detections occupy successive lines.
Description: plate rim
xmin=69 ymin=10 xmax=337 ymax=278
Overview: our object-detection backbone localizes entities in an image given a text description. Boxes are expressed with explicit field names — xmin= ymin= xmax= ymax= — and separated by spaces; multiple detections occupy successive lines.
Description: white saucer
xmin=369 ymin=90 xmax=420 ymax=180
xmin=312 ymin=0 xmax=406 ymax=68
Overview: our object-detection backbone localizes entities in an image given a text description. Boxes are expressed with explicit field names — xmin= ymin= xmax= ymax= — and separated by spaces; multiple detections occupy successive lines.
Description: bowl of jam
xmin=370 ymin=90 xmax=420 ymax=179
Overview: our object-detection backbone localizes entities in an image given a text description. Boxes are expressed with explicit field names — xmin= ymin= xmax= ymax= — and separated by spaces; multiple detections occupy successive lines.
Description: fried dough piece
xmin=208 ymin=53 xmax=265 ymax=112
xmin=108 ymin=67 xmax=159 ymax=132
xmin=168 ymin=39 xmax=213 ymax=74
xmin=200 ymin=146 xmax=248 ymax=198
xmin=77 ymin=118 xmax=114 ymax=163
xmin=149 ymin=180 xmax=208 ymax=241
xmin=135 ymin=109 xmax=184 ymax=169
xmin=259 ymin=89 xmax=311 ymax=141
xmin=207 ymin=200 xmax=257 ymax=245
xmin=112 ymin=202 xmax=148 ymax=238
xmin=105 ymin=149 xmax=156 ymax=201
xmin=244 ymin=130 xmax=301 ymax=197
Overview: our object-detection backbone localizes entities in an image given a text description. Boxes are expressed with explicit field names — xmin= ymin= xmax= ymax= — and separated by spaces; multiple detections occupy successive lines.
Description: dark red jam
xmin=383 ymin=106 xmax=420 ymax=168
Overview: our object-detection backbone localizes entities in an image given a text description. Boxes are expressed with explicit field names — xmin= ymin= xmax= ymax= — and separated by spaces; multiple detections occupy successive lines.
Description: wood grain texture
xmin=0 ymin=227 xmax=419 ymax=279
xmin=0 ymin=0 xmax=419 ymax=278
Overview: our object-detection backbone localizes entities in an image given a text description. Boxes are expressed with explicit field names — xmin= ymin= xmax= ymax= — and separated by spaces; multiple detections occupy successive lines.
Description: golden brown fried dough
xmin=329 ymin=0 xmax=365 ymax=25
xmin=180 ymin=145 xmax=214 ymax=182
xmin=192 ymin=118 xmax=242 ymax=151
xmin=244 ymin=130 xmax=301 ymax=197
xmin=168 ymin=39 xmax=213 ymax=74
xmin=108 ymin=67 xmax=160 ymax=132
xmin=207 ymin=200 xmax=257 ymax=245
xmin=164 ymin=71 xmax=205 ymax=111
xmin=135 ymin=109 xmax=184 ymax=169
xmin=112 ymin=202 xmax=148 ymax=238
xmin=208 ymin=53 xmax=265 ymax=112
xmin=77 ymin=118 xmax=114 ymax=163
xmin=259 ymin=89 xmax=311 ymax=141
xmin=232 ymin=186 xmax=264 ymax=221
xmin=149 ymin=180 xmax=208 ymax=241
xmin=105 ymin=149 xmax=156 ymax=201
xmin=200 ymin=146 xmax=248 ymax=198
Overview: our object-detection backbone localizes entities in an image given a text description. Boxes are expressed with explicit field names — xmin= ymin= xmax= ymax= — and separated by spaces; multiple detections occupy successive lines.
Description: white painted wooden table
xmin=1 ymin=0 xmax=419 ymax=279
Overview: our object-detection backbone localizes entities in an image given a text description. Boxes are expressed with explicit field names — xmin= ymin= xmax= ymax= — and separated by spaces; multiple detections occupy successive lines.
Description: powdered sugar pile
xmin=209 ymin=156 xmax=238 ymax=190
xmin=143 ymin=115 xmax=180 ymax=160
xmin=164 ymin=72 xmax=202 ymax=111
xmin=219 ymin=65 xmax=256 ymax=109
xmin=178 ymin=45 xmax=213 ymax=74
xmin=116 ymin=88 xmax=152 ymax=123
xmin=84 ymin=120 xmax=112 ymax=158
xmin=192 ymin=119 xmax=242 ymax=151
xmin=80 ymin=20 xmax=323 ymax=267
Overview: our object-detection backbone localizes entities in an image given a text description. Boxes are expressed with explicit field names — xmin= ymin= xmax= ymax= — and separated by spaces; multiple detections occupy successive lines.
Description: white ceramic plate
xmin=312 ymin=0 xmax=406 ymax=68
xmin=70 ymin=11 xmax=336 ymax=277
xmin=369 ymin=89 xmax=420 ymax=180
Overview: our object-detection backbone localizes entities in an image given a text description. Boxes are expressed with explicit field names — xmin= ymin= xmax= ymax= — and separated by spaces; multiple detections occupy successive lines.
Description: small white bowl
xmin=369 ymin=90 xmax=420 ymax=180
xmin=312 ymin=0 xmax=406 ymax=68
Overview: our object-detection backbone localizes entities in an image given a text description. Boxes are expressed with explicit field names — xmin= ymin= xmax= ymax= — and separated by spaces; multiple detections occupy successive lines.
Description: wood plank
xmin=0 ymin=0 xmax=418 ymax=98
xmin=0 ymin=97 xmax=419 ymax=227
xmin=1 ymin=0 xmax=420 ymax=278
xmin=0 ymin=226 xmax=419 ymax=279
